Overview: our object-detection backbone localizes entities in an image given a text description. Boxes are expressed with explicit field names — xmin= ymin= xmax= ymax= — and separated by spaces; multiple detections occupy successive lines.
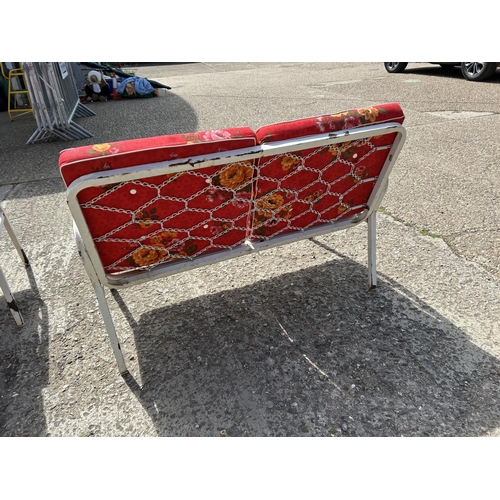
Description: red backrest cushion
xmin=61 ymin=128 xmax=258 ymax=274
xmin=59 ymin=127 xmax=257 ymax=187
xmin=61 ymin=104 xmax=405 ymax=273
xmin=251 ymin=103 xmax=404 ymax=240
xmin=255 ymin=102 xmax=404 ymax=144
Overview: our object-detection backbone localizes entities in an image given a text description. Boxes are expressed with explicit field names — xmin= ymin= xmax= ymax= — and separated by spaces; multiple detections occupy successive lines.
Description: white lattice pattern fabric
xmin=60 ymin=102 xmax=405 ymax=277
xmin=251 ymin=138 xmax=390 ymax=240
xmin=77 ymin=161 xmax=256 ymax=274
xmin=76 ymin=137 xmax=391 ymax=274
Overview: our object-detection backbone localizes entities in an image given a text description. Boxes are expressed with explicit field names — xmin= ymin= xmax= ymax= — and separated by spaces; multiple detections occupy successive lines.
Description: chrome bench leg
xmin=0 ymin=208 xmax=28 ymax=326
xmin=367 ymin=211 xmax=377 ymax=289
xmin=93 ymin=283 xmax=128 ymax=375
xmin=3 ymin=213 xmax=30 ymax=267
xmin=0 ymin=265 xmax=24 ymax=326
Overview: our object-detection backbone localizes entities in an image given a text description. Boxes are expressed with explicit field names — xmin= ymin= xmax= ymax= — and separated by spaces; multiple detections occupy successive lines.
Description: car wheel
xmin=384 ymin=62 xmax=408 ymax=73
xmin=460 ymin=62 xmax=497 ymax=81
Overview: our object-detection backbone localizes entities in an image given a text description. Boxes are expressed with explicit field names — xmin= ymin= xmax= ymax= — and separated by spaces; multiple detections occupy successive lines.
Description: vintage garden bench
xmin=58 ymin=102 xmax=406 ymax=375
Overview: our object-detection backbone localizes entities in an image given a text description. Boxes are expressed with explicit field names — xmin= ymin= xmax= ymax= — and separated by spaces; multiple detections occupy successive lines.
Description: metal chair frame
xmin=0 ymin=207 xmax=30 ymax=326
xmin=65 ymin=122 xmax=406 ymax=374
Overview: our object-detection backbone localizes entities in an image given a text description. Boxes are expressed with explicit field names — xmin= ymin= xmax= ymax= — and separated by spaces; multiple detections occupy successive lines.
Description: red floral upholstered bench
xmin=59 ymin=102 xmax=406 ymax=375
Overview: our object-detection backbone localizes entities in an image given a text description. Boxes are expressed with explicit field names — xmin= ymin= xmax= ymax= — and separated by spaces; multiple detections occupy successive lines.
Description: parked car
xmin=384 ymin=62 xmax=499 ymax=81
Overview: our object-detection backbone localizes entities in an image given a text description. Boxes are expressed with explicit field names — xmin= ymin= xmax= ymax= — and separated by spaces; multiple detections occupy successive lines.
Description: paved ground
xmin=1 ymin=62 xmax=499 ymax=436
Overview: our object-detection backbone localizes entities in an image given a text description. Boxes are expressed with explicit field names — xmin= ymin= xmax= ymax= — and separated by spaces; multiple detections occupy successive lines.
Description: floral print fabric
xmin=252 ymin=103 xmax=404 ymax=239
xmin=255 ymin=103 xmax=404 ymax=143
xmin=250 ymin=140 xmax=393 ymax=239
xmin=59 ymin=127 xmax=258 ymax=187
xmin=60 ymin=103 xmax=404 ymax=275
xmin=77 ymin=160 xmax=256 ymax=273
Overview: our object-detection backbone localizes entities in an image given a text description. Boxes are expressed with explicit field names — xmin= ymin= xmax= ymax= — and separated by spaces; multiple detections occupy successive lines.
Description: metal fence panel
xmin=23 ymin=62 xmax=96 ymax=144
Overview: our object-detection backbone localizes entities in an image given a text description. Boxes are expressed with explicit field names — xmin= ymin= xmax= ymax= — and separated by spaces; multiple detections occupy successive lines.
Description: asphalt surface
xmin=1 ymin=62 xmax=499 ymax=437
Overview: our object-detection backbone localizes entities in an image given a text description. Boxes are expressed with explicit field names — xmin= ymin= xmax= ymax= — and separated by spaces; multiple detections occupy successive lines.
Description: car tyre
xmin=384 ymin=62 xmax=408 ymax=73
xmin=460 ymin=62 xmax=496 ymax=81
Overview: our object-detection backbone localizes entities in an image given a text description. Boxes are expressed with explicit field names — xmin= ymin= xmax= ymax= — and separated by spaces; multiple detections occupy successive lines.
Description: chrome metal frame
xmin=0 ymin=207 xmax=30 ymax=326
xmin=22 ymin=62 xmax=96 ymax=144
xmin=66 ymin=122 xmax=406 ymax=374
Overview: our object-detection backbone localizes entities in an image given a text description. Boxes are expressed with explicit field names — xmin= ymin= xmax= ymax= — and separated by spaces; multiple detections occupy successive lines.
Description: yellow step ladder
xmin=1 ymin=63 xmax=34 ymax=121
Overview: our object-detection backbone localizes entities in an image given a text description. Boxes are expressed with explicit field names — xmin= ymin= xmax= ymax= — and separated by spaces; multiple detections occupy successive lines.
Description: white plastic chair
xmin=0 ymin=206 xmax=30 ymax=326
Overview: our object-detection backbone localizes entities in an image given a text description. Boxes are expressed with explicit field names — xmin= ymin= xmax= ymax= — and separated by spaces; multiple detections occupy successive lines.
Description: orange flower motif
xmin=87 ymin=143 xmax=119 ymax=156
xmin=92 ymin=143 xmax=111 ymax=153
xmin=338 ymin=204 xmax=348 ymax=214
xmin=132 ymin=247 xmax=167 ymax=267
xmin=256 ymin=193 xmax=284 ymax=212
xmin=281 ymin=155 xmax=301 ymax=171
xmin=357 ymin=107 xmax=379 ymax=122
xmin=253 ymin=212 xmax=267 ymax=226
xmin=135 ymin=207 xmax=160 ymax=228
xmin=219 ymin=162 xmax=253 ymax=190
xmin=328 ymin=146 xmax=340 ymax=158
xmin=304 ymin=190 xmax=323 ymax=204
xmin=329 ymin=141 xmax=353 ymax=157
xmin=150 ymin=231 xmax=178 ymax=246
xmin=278 ymin=205 xmax=293 ymax=219
xmin=173 ymin=250 xmax=188 ymax=258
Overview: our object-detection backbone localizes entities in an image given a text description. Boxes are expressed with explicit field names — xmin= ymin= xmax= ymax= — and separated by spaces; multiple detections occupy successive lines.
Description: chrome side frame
xmin=0 ymin=207 xmax=30 ymax=326
xmin=66 ymin=122 xmax=406 ymax=374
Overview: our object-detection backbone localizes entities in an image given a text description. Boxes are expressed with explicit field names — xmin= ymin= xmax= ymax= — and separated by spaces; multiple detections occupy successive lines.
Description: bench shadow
xmin=0 ymin=266 xmax=50 ymax=436
xmin=111 ymin=243 xmax=500 ymax=437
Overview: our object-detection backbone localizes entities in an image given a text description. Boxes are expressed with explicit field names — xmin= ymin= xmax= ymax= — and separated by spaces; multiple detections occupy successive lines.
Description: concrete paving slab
xmin=1 ymin=62 xmax=499 ymax=436
xmin=383 ymin=113 xmax=500 ymax=275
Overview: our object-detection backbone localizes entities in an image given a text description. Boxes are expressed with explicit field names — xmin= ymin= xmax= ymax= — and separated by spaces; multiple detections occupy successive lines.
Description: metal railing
xmin=22 ymin=62 xmax=96 ymax=144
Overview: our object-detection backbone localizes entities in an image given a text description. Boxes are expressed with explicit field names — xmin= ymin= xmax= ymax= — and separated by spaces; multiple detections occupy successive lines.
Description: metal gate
xmin=23 ymin=62 xmax=96 ymax=144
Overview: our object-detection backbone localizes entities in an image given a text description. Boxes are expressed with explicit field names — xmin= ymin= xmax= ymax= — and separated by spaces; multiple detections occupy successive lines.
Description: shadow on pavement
xmin=0 ymin=266 xmax=49 ymax=436
xmin=110 ymin=244 xmax=500 ymax=437
xmin=0 ymin=91 xmax=199 ymax=191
